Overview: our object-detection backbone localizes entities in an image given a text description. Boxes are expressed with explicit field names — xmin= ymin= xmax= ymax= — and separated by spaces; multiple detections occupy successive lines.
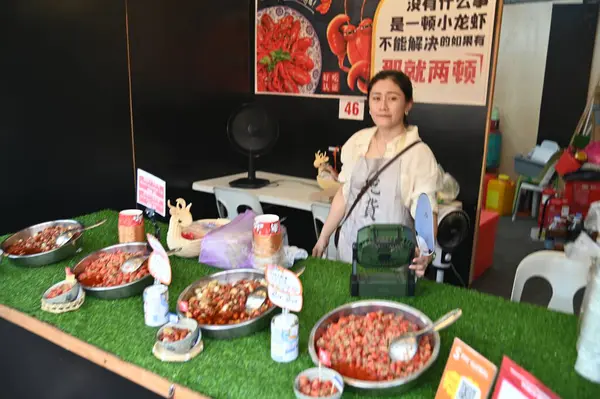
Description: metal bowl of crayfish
xmin=308 ymin=300 xmax=440 ymax=395
xmin=72 ymin=242 xmax=153 ymax=300
xmin=176 ymin=268 xmax=279 ymax=339
xmin=0 ymin=219 xmax=84 ymax=267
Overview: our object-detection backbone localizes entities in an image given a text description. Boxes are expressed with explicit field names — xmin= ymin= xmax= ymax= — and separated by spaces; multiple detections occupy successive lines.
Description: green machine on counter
xmin=350 ymin=194 xmax=436 ymax=298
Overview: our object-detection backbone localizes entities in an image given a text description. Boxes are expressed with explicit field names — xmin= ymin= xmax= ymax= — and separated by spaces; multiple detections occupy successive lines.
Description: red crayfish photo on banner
xmin=255 ymin=0 xmax=380 ymax=98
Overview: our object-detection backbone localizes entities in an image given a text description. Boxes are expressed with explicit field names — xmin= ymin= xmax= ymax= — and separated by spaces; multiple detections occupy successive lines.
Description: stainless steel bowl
xmin=0 ymin=219 xmax=84 ymax=267
xmin=72 ymin=242 xmax=153 ymax=300
xmin=308 ymin=300 xmax=440 ymax=395
xmin=176 ymin=268 xmax=279 ymax=339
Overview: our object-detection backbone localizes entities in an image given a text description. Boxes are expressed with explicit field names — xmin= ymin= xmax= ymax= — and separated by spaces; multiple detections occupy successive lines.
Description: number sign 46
xmin=339 ymin=98 xmax=365 ymax=120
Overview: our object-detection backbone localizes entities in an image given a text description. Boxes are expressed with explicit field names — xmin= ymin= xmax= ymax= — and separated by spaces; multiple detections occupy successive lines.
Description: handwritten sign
xmin=137 ymin=169 xmax=166 ymax=217
xmin=372 ymin=0 xmax=498 ymax=105
xmin=491 ymin=356 xmax=560 ymax=399
xmin=435 ymin=337 xmax=497 ymax=399
xmin=147 ymin=233 xmax=172 ymax=285
xmin=339 ymin=98 xmax=365 ymax=120
xmin=265 ymin=264 xmax=303 ymax=312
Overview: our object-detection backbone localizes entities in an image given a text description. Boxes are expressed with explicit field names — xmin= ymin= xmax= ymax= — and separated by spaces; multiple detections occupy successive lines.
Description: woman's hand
xmin=312 ymin=237 xmax=329 ymax=258
xmin=409 ymin=248 xmax=433 ymax=277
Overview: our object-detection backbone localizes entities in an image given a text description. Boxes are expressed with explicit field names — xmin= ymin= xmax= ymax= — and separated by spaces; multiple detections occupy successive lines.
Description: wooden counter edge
xmin=0 ymin=304 xmax=211 ymax=399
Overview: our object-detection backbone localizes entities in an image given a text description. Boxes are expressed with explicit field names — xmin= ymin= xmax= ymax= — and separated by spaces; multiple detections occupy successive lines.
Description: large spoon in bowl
xmin=55 ymin=219 xmax=107 ymax=247
xmin=389 ymin=308 xmax=462 ymax=362
xmin=120 ymin=248 xmax=182 ymax=274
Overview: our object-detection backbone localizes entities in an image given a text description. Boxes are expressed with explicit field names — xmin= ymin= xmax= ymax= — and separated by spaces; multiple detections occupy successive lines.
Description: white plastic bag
xmin=564 ymin=232 xmax=600 ymax=265
xmin=584 ymin=201 xmax=600 ymax=232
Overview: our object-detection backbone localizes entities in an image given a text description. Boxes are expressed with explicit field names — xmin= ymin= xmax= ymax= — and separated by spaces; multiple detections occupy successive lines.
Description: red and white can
xmin=253 ymin=214 xmax=281 ymax=236
xmin=118 ymin=209 xmax=145 ymax=243
xmin=253 ymin=215 xmax=283 ymax=260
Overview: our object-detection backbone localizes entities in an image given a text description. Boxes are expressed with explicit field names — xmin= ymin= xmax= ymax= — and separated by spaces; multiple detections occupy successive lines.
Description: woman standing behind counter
xmin=312 ymin=70 xmax=439 ymax=277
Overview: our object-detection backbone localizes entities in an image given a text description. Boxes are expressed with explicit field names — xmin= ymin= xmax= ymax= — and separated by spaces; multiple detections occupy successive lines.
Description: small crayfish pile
xmin=257 ymin=14 xmax=315 ymax=93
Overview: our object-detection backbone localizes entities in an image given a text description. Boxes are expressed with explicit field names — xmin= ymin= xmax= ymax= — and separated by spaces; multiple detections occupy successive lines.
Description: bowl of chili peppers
xmin=156 ymin=318 xmax=200 ymax=354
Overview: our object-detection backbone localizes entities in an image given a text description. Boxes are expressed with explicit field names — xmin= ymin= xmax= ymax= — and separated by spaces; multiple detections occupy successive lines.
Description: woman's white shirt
xmin=337 ymin=125 xmax=439 ymax=218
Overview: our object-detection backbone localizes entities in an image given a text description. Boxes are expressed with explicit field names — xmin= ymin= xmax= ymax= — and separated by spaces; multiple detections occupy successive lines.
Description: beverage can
xmin=271 ymin=312 xmax=299 ymax=363
xmin=118 ymin=209 xmax=145 ymax=243
xmin=143 ymin=284 xmax=169 ymax=327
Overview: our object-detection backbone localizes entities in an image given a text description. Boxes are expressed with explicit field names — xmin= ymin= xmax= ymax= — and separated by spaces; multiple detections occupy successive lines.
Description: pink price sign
xmin=136 ymin=169 xmax=166 ymax=217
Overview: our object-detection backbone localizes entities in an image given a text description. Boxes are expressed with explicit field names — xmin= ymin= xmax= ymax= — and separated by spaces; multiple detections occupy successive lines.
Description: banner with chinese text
xmin=372 ymin=0 xmax=497 ymax=105
xmin=255 ymin=0 xmax=382 ymax=98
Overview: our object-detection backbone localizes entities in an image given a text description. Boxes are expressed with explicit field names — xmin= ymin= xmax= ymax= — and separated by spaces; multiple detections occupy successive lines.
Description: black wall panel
xmin=537 ymin=4 xmax=598 ymax=147
xmin=0 ymin=0 xmax=134 ymax=234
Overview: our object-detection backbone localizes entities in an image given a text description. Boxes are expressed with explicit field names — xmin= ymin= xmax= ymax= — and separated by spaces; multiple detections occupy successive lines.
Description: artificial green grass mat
xmin=0 ymin=210 xmax=598 ymax=399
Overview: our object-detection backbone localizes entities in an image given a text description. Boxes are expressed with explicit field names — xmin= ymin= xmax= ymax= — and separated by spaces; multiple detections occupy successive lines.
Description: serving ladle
xmin=120 ymin=247 xmax=182 ymax=274
xmin=55 ymin=219 xmax=107 ymax=247
xmin=245 ymin=265 xmax=306 ymax=312
xmin=389 ymin=308 xmax=462 ymax=362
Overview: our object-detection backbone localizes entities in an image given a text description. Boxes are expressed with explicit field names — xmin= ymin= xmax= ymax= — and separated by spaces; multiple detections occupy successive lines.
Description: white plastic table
xmin=191 ymin=171 xmax=326 ymax=211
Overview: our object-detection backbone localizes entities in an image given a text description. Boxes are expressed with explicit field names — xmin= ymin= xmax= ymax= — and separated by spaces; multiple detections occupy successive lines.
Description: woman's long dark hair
xmin=367 ymin=70 xmax=414 ymax=127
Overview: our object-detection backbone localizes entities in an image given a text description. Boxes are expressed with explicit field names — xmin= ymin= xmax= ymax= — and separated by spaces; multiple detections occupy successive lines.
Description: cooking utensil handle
xmin=419 ymin=308 xmax=462 ymax=336
xmin=166 ymin=248 xmax=182 ymax=256
xmin=82 ymin=219 xmax=107 ymax=231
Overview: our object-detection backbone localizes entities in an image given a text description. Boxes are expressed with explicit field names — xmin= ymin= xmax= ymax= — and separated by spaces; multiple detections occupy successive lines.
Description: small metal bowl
xmin=294 ymin=367 xmax=344 ymax=399
xmin=0 ymin=220 xmax=84 ymax=267
xmin=156 ymin=318 xmax=200 ymax=354
xmin=72 ymin=242 xmax=152 ymax=300
xmin=43 ymin=281 xmax=80 ymax=304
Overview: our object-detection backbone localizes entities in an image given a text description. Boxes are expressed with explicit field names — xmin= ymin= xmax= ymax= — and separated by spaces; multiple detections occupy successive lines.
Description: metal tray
xmin=308 ymin=300 xmax=440 ymax=395
xmin=0 ymin=219 xmax=84 ymax=267
xmin=72 ymin=242 xmax=153 ymax=300
xmin=176 ymin=268 xmax=279 ymax=339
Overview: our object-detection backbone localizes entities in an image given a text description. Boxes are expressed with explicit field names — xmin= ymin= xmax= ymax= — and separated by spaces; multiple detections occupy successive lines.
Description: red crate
xmin=473 ymin=209 xmax=500 ymax=280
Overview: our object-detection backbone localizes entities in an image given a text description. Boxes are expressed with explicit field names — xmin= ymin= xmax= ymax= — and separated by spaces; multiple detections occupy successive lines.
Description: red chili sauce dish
xmin=5 ymin=226 xmax=72 ymax=256
xmin=158 ymin=327 xmax=190 ymax=343
xmin=297 ymin=376 xmax=339 ymax=397
xmin=45 ymin=283 xmax=73 ymax=299
xmin=182 ymin=279 xmax=272 ymax=325
xmin=315 ymin=311 xmax=433 ymax=381
xmin=76 ymin=250 xmax=149 ymax=287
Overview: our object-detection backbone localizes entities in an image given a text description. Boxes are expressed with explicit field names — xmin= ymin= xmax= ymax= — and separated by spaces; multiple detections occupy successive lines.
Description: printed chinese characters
xmin=364 ymin=176 xmax=381 ymax=221
xmin=382 ymin=58 xmax=477 ymax=84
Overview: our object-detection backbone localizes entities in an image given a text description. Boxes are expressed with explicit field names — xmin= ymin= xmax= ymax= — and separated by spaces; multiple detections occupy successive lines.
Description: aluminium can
xmin=271 ymin=312 xmax=299 ymax=363
xmin=143 ymin=284 xmax=169 ymax=327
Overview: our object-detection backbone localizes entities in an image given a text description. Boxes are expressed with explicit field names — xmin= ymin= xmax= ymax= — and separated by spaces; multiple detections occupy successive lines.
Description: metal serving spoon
xmin=120 ymin=248 xmax=182 ymax=274
xmin=389 ymin=308 xmax=462 ymax=362
xmin=55 ymin=219 xmax=107 ymax=247
xmin=245 ymin=265 xmax=306 ymax=312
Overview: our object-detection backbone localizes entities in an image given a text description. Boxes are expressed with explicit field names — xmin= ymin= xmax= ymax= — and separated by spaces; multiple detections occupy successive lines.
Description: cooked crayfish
xmin=256 ymin=13 xmax=315 ymax=93
xmin=319 ymin=0 xmax=372 ymax=94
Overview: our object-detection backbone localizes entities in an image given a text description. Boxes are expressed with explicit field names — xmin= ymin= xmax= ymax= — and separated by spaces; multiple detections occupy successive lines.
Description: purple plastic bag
xmin=198 ymin=210 xmax=256 ymax=269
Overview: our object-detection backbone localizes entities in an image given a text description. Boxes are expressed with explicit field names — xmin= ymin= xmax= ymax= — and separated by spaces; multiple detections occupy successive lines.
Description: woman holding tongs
xmin=312 ymin=70 xmax=438 ymax=277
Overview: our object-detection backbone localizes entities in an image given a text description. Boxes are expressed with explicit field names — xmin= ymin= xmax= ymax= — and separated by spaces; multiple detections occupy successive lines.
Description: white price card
xmin=339 ymin=97 xmax=365 ymax=121
xmin=137 ymin=169 xmax=166 ymax=217
xmin=265 ymin=264 xmax=303 ymax=312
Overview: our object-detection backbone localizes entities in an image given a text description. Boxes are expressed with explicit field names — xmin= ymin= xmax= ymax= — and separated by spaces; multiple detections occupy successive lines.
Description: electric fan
xmin=227 ymin=103 xmax=279 ymax=189
xmin=431 ymin=205 xmax=470 ymax=284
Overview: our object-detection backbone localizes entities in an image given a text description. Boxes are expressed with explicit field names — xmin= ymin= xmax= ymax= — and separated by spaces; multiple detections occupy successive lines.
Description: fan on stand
xmin=227 ymin=103 xmax=279 ymax=189
xmin=431 ymin=206 xmax=470 ymax=285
